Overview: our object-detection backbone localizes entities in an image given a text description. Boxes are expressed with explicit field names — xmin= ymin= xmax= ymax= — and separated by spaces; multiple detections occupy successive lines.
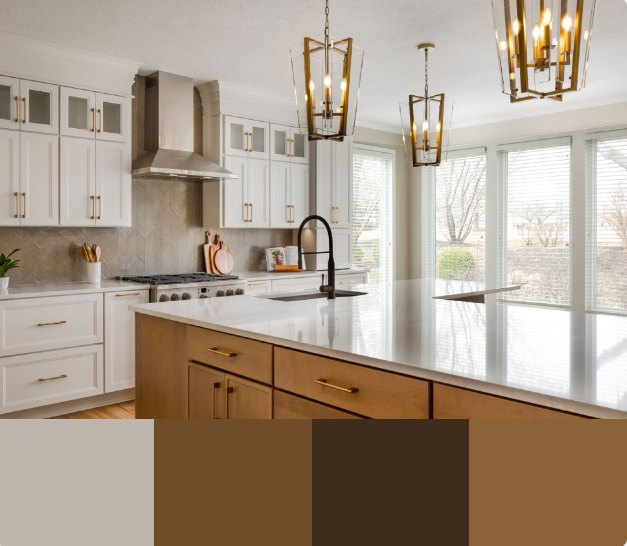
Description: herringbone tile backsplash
xmin=0 ymin=76 xmax=292 ymax=286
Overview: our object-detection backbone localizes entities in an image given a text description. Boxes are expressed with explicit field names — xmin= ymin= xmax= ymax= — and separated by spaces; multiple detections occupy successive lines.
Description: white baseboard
xmin=0 ymin=389 xmax=135 ymax=420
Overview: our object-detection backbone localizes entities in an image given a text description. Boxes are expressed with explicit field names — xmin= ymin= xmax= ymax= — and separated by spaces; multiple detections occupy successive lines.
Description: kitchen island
xmin=130 ymin=279 xmax=627 ymax=419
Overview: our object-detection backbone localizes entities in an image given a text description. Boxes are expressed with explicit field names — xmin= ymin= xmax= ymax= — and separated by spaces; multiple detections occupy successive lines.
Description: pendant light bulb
xmin=542 ymin=7 xmax=552 ymax=26
xmin=324 ymin=75 xmax=332 ymax=88
xmin=532 ymin=24 xmax=542 ymax=41
xmin=512 ymin=18 xmax=521 ymax=35
xmin=562 ymin=14 xmax=573 ymax=31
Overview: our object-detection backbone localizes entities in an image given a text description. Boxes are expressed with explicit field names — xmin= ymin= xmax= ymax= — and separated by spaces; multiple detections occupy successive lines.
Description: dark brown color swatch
xmin=313 ymin=420 xmax=470 ymax=545
xmin=470 ymin=420 xmax=627 ymax=546
xmin=155 ymin=421 xmax=312 ymax=546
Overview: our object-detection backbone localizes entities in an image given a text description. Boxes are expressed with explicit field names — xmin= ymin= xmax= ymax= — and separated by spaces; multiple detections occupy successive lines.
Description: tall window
xmin=352 ymin=146 xmax=394 ymax=284
xmin=424 ymin=150 xmax=487 ymax=282
xmin=498 ymin=140 xmax=571 ymax=306
xmin=586 ymin=135 xmax=627 ymax=313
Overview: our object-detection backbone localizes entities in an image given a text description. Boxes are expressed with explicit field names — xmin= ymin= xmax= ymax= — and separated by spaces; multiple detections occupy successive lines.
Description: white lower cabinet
xmin=104 ymin=290 xmax=149 ymax=393
xmin=271 ymin=276 xmax=322 ymax=294
xmin=0 ymin=345 xmax=103 ymax=415
xmin=246 ymin=280 xmax=271 ymax=295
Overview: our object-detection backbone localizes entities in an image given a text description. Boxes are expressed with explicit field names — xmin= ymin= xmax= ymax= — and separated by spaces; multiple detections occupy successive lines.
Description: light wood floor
xmin=52 ymin=400 xmax=136 ymax=419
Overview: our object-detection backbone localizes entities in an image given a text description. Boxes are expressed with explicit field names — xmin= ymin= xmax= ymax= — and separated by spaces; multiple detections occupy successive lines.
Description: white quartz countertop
xmin=233 ymin=268 xmax=368 ymax=281
xmin=130 ymin=279 xmax=627 ymax=419
xmin=0 ymin=280 xmax=149 ymax=300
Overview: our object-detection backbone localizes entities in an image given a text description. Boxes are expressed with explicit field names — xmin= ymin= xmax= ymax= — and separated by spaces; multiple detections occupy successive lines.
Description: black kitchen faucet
xmin=297 ymin=215 xmax=335 ymax=300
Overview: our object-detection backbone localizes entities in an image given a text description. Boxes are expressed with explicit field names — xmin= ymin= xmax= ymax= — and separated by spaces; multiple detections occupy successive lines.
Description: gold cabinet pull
xmin=249 ymin=131 xmax=253 ymax=153
xmin=97 ymin=108 xmax=102 ymax=133
xmin=21 ymin=192 xmax=26 ymax=218
xmin=14 ymin=96 xmax=18 ymax=123
xmin=14 ymin=192 xmax=19 ymax=219
xmin=38 ymin=374 xmax=68 ymax=382
xmin=37 ymin=320 xmax=67 ymax=327
xmin=91 ymin=196 xmax=95 ymax=220
xmin=91 ymin=107 xmax=95 ymax=132
xmin=22 ymin=97 xmax=26 ymax=123
xmin=250 ymin=202 xmax=253 ymax=223
xmin=224 ymin=386 xmax=234 ymax=419
xmin=97 ymin=196 xmax=102 ymax=220
xmin=207 ymin=347 xmax=237 ymax=358
xmin=212 ymin=382 xmax=221 ymax=419
xmin=247 ymin=282 xmax=267 ymax=287
xmin=243 ymin=132 xmax=249 ymax=152
xmin=115 ymin=292 xmax=141 ymax=297
xmin=244 ymin=203 xmax=249 ymax=223
xmin=315 ymin=379 xmax=359 ymax=394
xmin=340 ymin=281 xmax=356 ymax=285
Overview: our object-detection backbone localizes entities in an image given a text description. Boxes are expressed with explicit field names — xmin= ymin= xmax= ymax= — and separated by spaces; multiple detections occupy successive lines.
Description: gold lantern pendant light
xmin=291 ymin=0 xmax=364 ymax=141
xmin=492 ymin=0 xmax=597 ymax=102
xmin=400 ymin=44 xmax=452 ymax=168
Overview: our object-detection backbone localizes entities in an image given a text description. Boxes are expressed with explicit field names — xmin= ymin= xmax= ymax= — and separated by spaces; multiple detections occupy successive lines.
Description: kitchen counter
xmin=234 ymin=268 xmax=368 ymax=282
xmin=130 ymin=279 xmax=627 ymax=419
xmin=0 ymin=280 xmax=148 ymax=301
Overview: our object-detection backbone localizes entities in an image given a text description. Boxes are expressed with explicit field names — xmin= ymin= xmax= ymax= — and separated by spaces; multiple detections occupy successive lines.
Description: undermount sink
xmin=265 ymin=290 xmax=368 ymax=302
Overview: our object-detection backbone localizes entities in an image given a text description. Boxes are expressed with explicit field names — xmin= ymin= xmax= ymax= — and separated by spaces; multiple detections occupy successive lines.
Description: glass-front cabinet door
xmin=61 ymin=87 xmax=96 ymax=138
xmin=270 ymin=124 xmax=290 ymax=162
xmin=224 ymin=116 xmax=248 ymax=158
xmin=247 ymin=120 xmax=269 ymax=160
xmin=19 ymin=80 xmax=58 ymax=134
xmin=96 ymin=93 xmax=128 ymax=143
xmin=290 ymin=129 xmax=308 ymax=164
xmin=0 ymin=76 xmax=19 ymax=130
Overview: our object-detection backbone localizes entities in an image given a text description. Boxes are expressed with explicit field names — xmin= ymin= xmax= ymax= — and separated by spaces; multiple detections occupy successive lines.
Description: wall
xmin=408 ymin=101 xmax=627 ymax=281
xmin=353 ymin=126 xmax=414 ymax=281
xmin=0 ymin=76 xmax=292 ymax=286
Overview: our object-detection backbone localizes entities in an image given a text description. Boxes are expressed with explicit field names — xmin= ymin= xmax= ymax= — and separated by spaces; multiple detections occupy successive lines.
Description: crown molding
xmin=198 ymin=80 xmax=298 ymax=126
xmin=0 ymin=31 xmax=142 ymax=96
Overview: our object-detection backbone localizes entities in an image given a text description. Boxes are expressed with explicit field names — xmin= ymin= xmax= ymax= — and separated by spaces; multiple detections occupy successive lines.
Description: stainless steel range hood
xmin=132 ymin=71 xmax=236 ymax=180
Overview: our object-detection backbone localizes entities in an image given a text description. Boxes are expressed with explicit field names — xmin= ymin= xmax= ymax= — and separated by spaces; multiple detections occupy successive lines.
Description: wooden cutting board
xmin=214 ymin=241 xmax=234 ymax=275
xmin=203 ymin=231 xmax=213 ymax=273
xmin=209 ymin=234 xmax=223 ymax=274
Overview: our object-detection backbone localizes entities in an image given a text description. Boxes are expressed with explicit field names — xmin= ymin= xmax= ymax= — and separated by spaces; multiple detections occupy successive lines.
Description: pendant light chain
xmin=424 ymin=47 xmax=429 ymax=99
xmin=324 ymin=0 xmax=330 ymax=47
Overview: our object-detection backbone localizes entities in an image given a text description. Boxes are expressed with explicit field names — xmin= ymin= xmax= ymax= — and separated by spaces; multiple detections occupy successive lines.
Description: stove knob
xmin=235 ymin=288 xmax=244 ymax=295
xmin=159 ymin=294 xmax=170 ymax=302
xmin=170 ymin=293 xmax=180 ymax=301
xmin=216 ymin=290 xmax=225 ymax=297
xmin=182 ymin=292 xmax=191 ymax=300
xmin=200 ymin=294 xmax=209 ymax=299
xmin=226 ymin=289 xmax=234 ymax=297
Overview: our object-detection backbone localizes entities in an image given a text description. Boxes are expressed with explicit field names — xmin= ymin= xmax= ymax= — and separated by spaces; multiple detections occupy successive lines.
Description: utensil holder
xmin=86 ymin=262 xmax=101 ymax=284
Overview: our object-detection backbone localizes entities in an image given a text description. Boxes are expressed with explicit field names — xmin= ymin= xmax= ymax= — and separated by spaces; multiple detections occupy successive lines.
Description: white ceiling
xmin=1 ymin=0 xmax=626 ymax=132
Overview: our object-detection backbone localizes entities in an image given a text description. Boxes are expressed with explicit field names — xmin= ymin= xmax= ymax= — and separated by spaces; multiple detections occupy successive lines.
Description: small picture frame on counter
xmin=265 ymin=247 xmax=286 ymax=272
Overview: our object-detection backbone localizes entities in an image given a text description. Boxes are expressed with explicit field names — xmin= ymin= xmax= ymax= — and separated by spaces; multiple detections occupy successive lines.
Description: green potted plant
xmin=0 ymin=249 xmax=20 ymax=290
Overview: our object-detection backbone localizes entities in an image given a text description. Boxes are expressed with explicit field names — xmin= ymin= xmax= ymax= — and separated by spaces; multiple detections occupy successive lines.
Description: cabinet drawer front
xmin=274 ymin=391 xmax=363 ymax=419
xmin=0 ymin=294 xmax=103 ymax=357
xmin=274 ymin=348 xmax=429 ymax=419
xmin=271 ymin=277 xmax=321 ymax=294
xmin=187 ymin=327 xmax=272 ymax=384
xmin=246 ymin=280 xmax=271 ymax=295
xmin=1 ymin=345 xmax=103 ymax=414
xmin=433 ymin=384 xmax=586 ymax=420
xmin=336 ymin=273 xmax=368 ymax=288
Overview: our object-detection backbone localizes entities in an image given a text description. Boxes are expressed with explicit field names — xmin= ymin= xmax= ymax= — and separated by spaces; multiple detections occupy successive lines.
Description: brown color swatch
xmin=470 ymin=420 xmax=627 ymax=546
xmin=313 ymin=420 xmax=469 ymax=545
xmin=155 ymin=421 xmax=312 ymax=546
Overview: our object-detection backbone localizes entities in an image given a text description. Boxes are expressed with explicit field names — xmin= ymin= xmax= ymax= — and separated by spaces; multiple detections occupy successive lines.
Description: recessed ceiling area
xmin=1 ymin=0 xmax=626 ymax=132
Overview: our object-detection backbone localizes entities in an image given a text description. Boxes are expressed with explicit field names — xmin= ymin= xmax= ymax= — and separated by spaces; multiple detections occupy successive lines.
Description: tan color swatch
xmin=155 ymin=420 xmax=312 ymax=546
xmin=470 ymin=420 xmax=627 ymax=546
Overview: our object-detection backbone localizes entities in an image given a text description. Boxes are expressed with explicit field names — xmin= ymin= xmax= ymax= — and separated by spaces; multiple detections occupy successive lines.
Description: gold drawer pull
xmin=39 ymin=374 xmax=67 ymax=382
xmin=37 ymin=320 xmax=67 ymax=327
xmin=14 ymin=96 xmax=19 ymax=123
xmin=315 ymin=379 xmax=359 ymax=394
xmin=207 ymin=347 xmax=237 ymax=358
xmin=248 ymin=282 xmax=267 ymax=287
xmin=115 ymin=292 xmax=141 ymax=297
xmin=340 ymin=281 xmax=356 ymax=285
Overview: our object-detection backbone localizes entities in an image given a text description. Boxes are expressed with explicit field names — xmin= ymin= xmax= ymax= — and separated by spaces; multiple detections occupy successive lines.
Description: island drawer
xmin=274 ymin=391 xmax=364 ymax=420
xmin=433 ymin=384 xmax=587 ymax=419
xmin=0 ymin=293 xmax=103 ymax=357
xmin=274 ymin=348 xmax=430 ymax=419
xmin=187 ymin=327 xmax=273 ymax=384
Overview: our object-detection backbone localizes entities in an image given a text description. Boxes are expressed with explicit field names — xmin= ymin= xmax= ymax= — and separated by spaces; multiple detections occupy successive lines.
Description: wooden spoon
xmin=92 ymin=244 xmax=102 ymax=263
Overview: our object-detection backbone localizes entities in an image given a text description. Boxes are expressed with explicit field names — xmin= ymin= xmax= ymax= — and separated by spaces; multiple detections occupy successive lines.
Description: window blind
xmin=432 ymin=151 xmax=487 ymax=282
xmin=352 ymin=148 xmax=394 ymax=285
xmin=586 ymin=135 xmax=627 ymax=313
xmin=498 ymin=140 xmax=571 ymax=306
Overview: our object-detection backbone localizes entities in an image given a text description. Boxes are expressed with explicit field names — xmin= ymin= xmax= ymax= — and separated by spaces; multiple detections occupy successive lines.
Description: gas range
xmin=120 ymin=273 xmax=247 ymax=303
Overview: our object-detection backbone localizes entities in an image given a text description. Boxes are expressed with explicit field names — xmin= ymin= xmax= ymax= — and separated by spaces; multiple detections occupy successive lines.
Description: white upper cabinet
xmin=246 ymin=158 xmax=270 ymax=228
xmin=270 ymin=161 xmax=309 ymax=229
xmin=20 ymin=132 xmax=59 ymax=226
xmin=0 ymin=76 xmax=19 ymax=130
xmin=60 ymin=87 xmax=96 ymax=138
xmin=95 ymin=141 xmax=131 ymax=226
xmin=291 ymin=163 xmax=309 ymax=226
xmin=60 ymin=136 xmax=96 ymax=226
xmin=314 ymin=138 xmax=352 ymax=229
xmin=224 ymin=116 xmax=269 ymax=160
xmin=19 ymin=80 xmax=58 ymax=134
xmin=0 ymin=129 xmax=20 ymax=225
xmin=96 ymin=93 xmax=129 ymax=143
xmin=270 ymin=124 xmax=308 ymax=164
xmin=223 ymin=156 xmax=269 ymax=228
